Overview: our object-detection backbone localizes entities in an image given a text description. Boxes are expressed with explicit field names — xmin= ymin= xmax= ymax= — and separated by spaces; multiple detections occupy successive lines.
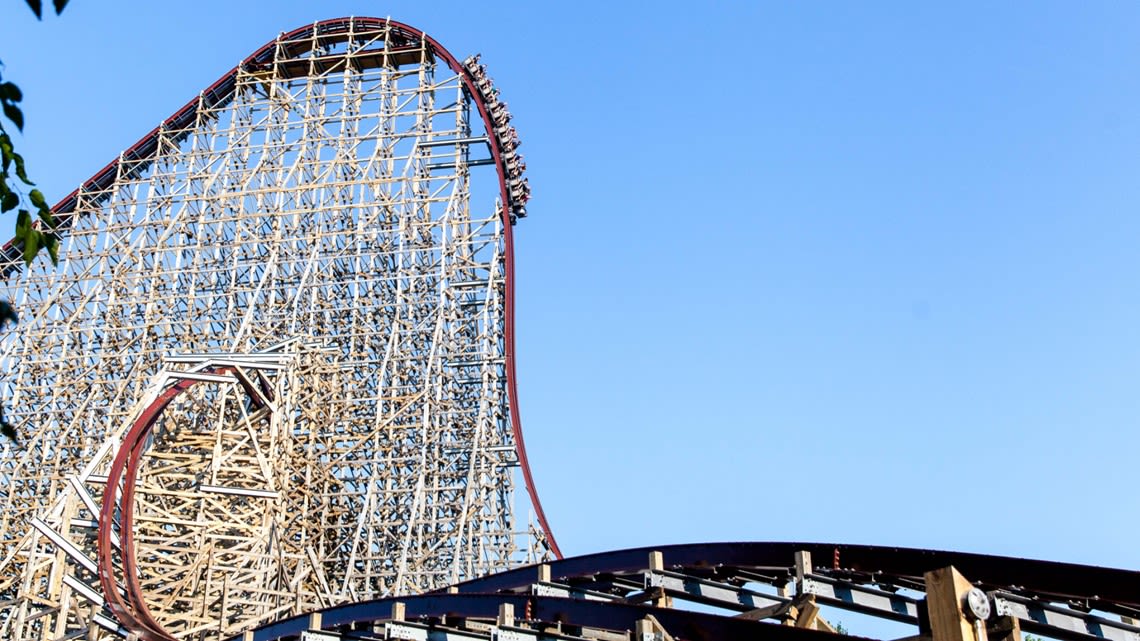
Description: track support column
xmin=648 ymin=551 xmax=672 ymax=608
xmin=925 ymin=566 xmax=990 ymax=641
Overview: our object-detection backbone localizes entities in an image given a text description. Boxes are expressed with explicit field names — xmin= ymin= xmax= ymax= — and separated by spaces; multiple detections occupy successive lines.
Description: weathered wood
xmin=925 ymin=566 xmax=986 ymax=641
xmin=497 ymin=603 xmax=514 ymax=627
xmin=795 ymin=550 xmax=812 ymax=595
xmin=643 ymin=615 xmax=677 ymax=641
xmin=796 ymin=599 xmax=821 ymax=629
xmin=988 ymin=615 xmax=1021 ymax=641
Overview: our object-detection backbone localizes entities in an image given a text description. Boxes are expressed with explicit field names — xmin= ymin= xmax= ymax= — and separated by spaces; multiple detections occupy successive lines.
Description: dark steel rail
xmin=448 ymin=541 xmax=1140 ymax=609
xmin=234 ymin=542 xmax=1139 ymax=641
xmin=242 ymin=593 xmax=873 ymax=641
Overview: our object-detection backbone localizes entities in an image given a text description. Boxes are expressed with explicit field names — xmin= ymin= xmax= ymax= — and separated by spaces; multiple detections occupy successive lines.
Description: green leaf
xmin=1 ymin=192 xmax=17 ymax=213
xmin=0 ymin=137 xmax=12 ymax=173
xmin=53 ymin=0 xmax=68 ymax=14
xmin=28 ymin=189 xmax=45 ymax=208
xmin=3 ymin=103 xmax=24 ymax=132
xmin=24 ymin=0 xmax=42 ymax=19
xmin=22 ymin=228 xmax=39 ymax=265
xmin=45 ymin=235 xmax=59 ymax=265
xmin=0 ymin=82 xmax=22 ymax=103
xmin=15 ymin=209 xmax=30 ymax=237
xmin=12 ymin=152 xmax=32 ymax=185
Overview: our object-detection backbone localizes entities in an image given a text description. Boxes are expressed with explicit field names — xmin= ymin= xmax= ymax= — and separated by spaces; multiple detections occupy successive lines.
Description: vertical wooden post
xmin=498 ymin=603 xmax=515 ymax=627
xmin=86 ymin=604 xmax=100 ymax=641
xmin=307 ymin=611 xmax=323 ymax=631
xmin=390 ymin=601 xmax=406 ymax=622
xmin=776 ymin=583 xmax=797 ymax=625
xmin=989 ymin=615 xmax=1021 ymax=641
xmin=794 ymin=550 xmax=812 ymax=596
xmin=538 ymin=563 xmax=551 ymax=583
xmin=648 ymin=551 xmax=672 ymax=608
xmin=925 ymin=566 xmax=987 ymax=641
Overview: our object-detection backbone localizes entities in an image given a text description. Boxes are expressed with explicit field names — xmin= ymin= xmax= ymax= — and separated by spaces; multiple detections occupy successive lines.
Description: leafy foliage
xmin=0 ymin=0 xmax=71 ymax=269
xmin=0 ymin=75 xmax=60 ymax=266
xmin=0 ymin=0 xmax=72 ymax=445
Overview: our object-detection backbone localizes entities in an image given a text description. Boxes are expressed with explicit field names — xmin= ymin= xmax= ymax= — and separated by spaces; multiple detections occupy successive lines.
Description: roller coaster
xmin=0 ymin=16 xmax=1135 ymax=641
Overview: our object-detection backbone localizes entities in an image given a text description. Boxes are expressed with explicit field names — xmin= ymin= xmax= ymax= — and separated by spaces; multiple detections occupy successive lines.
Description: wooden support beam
xmin=988 ymin=615 xmax=1021 ymax=641
xmin=643 ymin=615 xmax=677 ymax=641
xmin=796 ymin=599 xmax=822 ymax=629
xmin=85 ymin=604 xmax=100 ymax=641
xmin=795 ymin=550 xmax=812 ymax=596
xmin=785 ymin=594 xmax=837 ymax=632
xmin=925 ymin=566 xmax=987 ymax=641
xmin=648 ymin=551 xmax=672 ymax=608
xmin=735 ymin=600 xmax=795 ymax=621
xmin=498 ymin=603 xmax=515 ymax=627
xmin=777 ymin=583 xmax=798 ymax=626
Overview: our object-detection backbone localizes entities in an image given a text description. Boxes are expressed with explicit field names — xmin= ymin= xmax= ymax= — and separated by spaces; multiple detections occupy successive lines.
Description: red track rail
xmin=43 ymin=16 xmax=562 ymax=640
xmin=99 ymin=367 xmax=269 ymax=640
xmin=98 ymin=375 xmax=213 ymax=641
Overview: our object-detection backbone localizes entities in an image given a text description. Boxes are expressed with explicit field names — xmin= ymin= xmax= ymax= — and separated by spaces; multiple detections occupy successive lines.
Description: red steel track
xmin=98 ymin=369 xmax=253 ymax=641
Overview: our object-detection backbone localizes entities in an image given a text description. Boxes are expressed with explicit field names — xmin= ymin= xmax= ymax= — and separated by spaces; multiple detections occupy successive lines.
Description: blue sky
xmin=2 ymin=1 xmax=1138 ymax=573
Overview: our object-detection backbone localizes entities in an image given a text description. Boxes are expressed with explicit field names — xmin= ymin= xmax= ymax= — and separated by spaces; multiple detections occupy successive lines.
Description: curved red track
xmin=40 ymin=16 xmax=562 ymax=641
xmin=99 ymin=368 xmax=272 ymax=640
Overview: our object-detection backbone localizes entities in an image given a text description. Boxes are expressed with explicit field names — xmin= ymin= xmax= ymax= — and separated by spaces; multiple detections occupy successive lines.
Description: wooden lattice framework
xmin=0 ymin=18 xmax=551 ymax=640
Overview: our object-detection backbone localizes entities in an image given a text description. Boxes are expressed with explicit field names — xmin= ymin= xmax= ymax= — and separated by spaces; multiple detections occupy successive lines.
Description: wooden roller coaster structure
xmin=0 ymin=16 xmax=1134 ymax=641
xmin=0 ymin=17 xmax=553 ymax=641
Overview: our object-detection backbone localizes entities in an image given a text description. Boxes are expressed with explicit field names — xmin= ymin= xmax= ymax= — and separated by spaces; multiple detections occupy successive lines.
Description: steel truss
xmin=0 ymin=17 xmax=553 ymax=641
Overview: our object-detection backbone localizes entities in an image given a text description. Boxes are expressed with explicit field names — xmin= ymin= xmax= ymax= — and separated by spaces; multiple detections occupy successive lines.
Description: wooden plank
xmin=795 ymin=550 xmax=812 ymax=595
xmin=925 ymin=566 xmax=986 ymax=641
xmin=988 ymin=615 xmax=1021 ymax=641
xmin=796 ymin=599 xmax=821 ymax=629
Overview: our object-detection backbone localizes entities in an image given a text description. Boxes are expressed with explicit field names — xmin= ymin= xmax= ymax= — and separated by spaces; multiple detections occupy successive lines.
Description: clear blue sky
xmin=2 ymin=2 xmax=1138 ymax=572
